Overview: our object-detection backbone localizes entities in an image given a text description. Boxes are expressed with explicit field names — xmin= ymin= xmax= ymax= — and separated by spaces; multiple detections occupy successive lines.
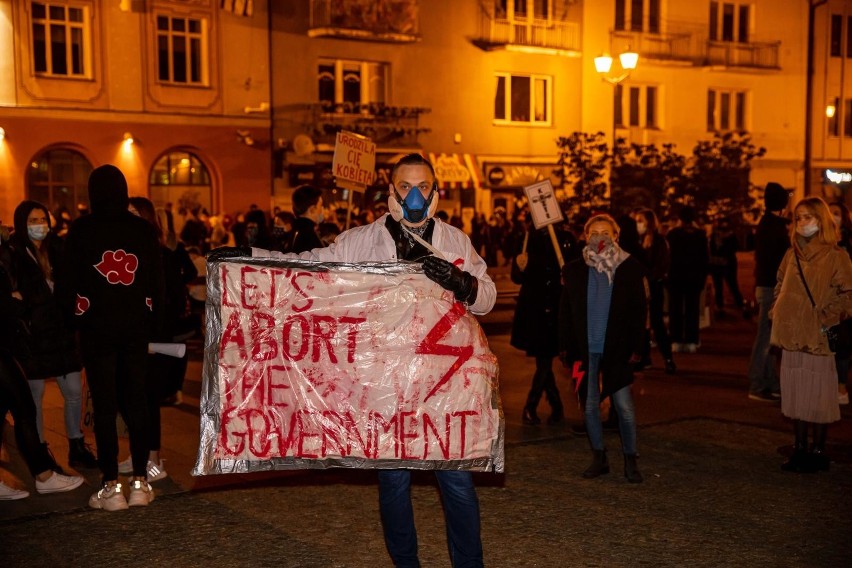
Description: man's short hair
xmin=292 ymin=185 xmax=323 ymax=217
xmin=390 ymin=153 xmax=436 ymax=182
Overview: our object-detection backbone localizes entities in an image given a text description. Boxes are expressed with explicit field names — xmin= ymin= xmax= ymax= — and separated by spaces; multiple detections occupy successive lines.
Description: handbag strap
xmin=793 ymin=253 xmax=817 ymax=308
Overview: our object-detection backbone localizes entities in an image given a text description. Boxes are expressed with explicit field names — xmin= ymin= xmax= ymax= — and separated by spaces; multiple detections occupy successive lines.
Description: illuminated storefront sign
xmin=824 ymin=169 xmax=852 ymax=185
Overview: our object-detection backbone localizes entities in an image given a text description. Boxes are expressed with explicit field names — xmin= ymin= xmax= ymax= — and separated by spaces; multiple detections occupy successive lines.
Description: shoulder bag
xmin=794 ymin=253 xmax=851 ymax=354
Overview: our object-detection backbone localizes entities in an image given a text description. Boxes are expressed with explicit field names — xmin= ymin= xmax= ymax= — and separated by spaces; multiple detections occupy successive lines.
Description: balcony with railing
xmin=472 ymin=4 xmax=580 ymax=56
xmin=610 ymin=29 xmax=694 ymax=64
xmin=308 ymin=0 xmax=420 ymax=43
xmin=610 ymin=20 xmax=781 ymax=71
xmin=705 ymin=40 xmax=780 ymax=70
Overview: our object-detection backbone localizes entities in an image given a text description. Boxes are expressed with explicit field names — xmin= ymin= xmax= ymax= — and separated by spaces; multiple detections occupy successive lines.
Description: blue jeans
xmin=747 ymin=287 xmax=779 ymax=394
xmin=378 ymin=469 xmax=483 ymax=568
xmin=28 ymin=371 xmax=84 ymax=442
xmin=584 ymin=352 xmax=637 ymax=455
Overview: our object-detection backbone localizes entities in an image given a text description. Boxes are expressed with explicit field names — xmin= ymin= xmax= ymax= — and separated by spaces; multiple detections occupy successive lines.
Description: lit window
xmin=494 ymin=73 xmax=551 ymax=126
xmin=156 ymin=14 xmax=207 ymax=85
xmin=495 ymin=0 xmax=551 ymax=21
xmin=27 ymin=149 xmax=93 ymax=213
xmin=30 ymin=1 xmax=91 ymax=77
xmin=614 ymin=0 xmax=660 ymax=33
xmin=707 ymin=88 xmax=747 ymax=131
xmin=614 ymin=84 xmax=659 ymax=128
xmin=149 ymin=151 xmax=213 ymax=213
xmin=318 ymin=59 xmax=388 ymax=114
xmin=709 ymin=2 xmax=750 ymax=43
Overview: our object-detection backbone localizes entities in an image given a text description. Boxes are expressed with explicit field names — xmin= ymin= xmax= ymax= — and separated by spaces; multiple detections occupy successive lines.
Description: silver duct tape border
xmin=192 ymin=256 xmax=505 ymax=476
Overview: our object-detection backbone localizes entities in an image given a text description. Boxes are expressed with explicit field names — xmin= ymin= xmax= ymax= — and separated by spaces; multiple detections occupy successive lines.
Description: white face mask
xmin=797 ymin=223 xmax=819 ymax=238
xmin=28 ymin=224 xmax=49 ymax=241
xmin=636 ymin=222 xmax=647 ymax=235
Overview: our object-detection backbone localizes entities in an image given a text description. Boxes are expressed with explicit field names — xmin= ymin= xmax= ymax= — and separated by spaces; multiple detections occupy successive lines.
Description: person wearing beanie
xmin=55 ymin=164 xmax=166 ymax=511
xmin=746 ymin=182 xmax=790 ymax=402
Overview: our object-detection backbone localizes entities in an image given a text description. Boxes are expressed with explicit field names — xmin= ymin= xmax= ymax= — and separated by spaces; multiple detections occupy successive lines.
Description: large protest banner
xmin=193 ymin=257 xmax=504 ymax=475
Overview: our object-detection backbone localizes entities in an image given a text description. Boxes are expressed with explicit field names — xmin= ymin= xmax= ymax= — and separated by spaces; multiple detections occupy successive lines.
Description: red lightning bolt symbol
xmin=572 ymin=361 xmax=586 ymax=393
xmin=417 ymin=301 xmax=474 ymax=402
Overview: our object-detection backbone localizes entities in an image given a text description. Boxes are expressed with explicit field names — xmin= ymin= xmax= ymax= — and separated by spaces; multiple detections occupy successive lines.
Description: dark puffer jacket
xmin=9 ymin=201 xmax=81 ymax=380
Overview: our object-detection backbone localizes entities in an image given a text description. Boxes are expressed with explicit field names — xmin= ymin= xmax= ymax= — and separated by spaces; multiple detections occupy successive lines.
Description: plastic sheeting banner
xmin=193 ymin=257 xmax=504 ymax=475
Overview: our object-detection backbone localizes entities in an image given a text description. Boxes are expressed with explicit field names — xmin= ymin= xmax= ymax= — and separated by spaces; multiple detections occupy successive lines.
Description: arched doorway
xmin=149 ymin=150 xmax=213 ymax=213
xmin=27 ymin=149 xmax=93 ymax=217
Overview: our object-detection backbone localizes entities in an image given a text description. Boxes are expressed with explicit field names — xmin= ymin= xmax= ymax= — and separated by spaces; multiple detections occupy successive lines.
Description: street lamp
xmin=594 ymin=48 xmax=639 ymax=84
xmin=595 ymin=48 xmax=639 ymax=199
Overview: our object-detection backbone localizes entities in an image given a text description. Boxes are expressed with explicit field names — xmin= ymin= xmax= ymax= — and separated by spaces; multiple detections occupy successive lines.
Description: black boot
xmin=781 ymin=446 xmax=816 ymax=473
xmin=782 ymin=420 xmax=816 ymax=473
xmin=69 ymin=437 xmax=98 ymax=469
xmin=582 ymin=449 xmax=609 ymax=478
xmin=624 ymin=454 xmax=643 ymax=483
xmin=522 ymin=404 xmax=541 ymax=425
xmin=664 ymin=358 xmax=677 ymax=375
xmin=810 ymin=423 xmax=829 ymax=471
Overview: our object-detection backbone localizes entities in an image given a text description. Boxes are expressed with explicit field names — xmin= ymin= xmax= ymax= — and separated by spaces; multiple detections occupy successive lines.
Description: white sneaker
xmin=0 ymin=481 xmax=29 ymax=500
xmin=35 ymin=472 xmax=84 ymax=494
xmin=118 ymin=457 xmax=168 ymax=482
xmin=89 ymin=483 xmax=129 ymax=511
xmin=128 ymin=479 xmax=155 ymax=507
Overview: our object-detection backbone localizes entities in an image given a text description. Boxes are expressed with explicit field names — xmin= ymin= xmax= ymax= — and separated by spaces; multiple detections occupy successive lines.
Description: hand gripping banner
xmin=193 ymin=256 xmax=504 ymax=475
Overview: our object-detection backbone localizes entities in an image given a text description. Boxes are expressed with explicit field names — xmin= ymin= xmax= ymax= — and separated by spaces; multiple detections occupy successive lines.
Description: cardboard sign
xmin=332 ymin=131 xmax=376 ymax=188
xmin=193 ymin=258 xmax=504 ymax=475
xmin=523 ymin=180 xmax=564 ymax=229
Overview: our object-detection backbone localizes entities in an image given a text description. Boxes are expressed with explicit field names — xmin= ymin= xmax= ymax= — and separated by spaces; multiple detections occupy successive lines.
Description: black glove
xmin=422 ymin=255 xmax=478 ymax=305
xmin=206 ymin=246 xmax=251 ymax=262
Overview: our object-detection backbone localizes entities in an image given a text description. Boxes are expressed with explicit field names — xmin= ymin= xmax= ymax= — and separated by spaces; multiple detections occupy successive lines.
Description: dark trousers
xmin=525 ymin=356 xmax=563 ymax=414
xmin=710 ymin=267 xmax=743 ymax=309
xmin=648 ymin=280 xmax=673 ymax=359
xmin=378 ymin=469 xmax=483 ymax=567
xmin=0 ymin=351 xmax=55 ymax=477
xmin=80 ymin=335 xmax=150 ymax=482
xmin=668 ymin=283 xmax=702 ymax=344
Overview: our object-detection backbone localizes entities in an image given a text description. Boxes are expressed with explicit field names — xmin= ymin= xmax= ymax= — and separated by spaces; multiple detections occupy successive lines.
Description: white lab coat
xmin=252 ymin=214 xmax=496 ymax=315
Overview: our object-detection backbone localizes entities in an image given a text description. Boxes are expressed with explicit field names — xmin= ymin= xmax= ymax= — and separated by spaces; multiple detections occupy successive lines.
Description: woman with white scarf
xmin=559 ymin=214 xmax=648 ymax=483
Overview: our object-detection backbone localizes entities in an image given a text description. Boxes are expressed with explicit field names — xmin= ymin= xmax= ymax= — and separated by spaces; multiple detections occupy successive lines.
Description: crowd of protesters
xmin=1 ymin=167 xmax=850 ymax=505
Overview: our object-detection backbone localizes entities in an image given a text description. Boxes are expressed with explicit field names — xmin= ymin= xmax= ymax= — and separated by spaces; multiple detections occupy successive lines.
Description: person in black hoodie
xmin=746 ymin=183 xmax=790 ymax=402
xmin=289 ymin=184 xmax=324 ymax=253
xmin=8 ymin=200 xmax=97 ymax=470
xmin=56 ymin=165 xmax=165 ymax=511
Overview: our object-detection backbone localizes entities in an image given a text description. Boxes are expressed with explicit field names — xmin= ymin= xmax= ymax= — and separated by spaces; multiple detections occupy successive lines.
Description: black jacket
xmin=510 ymin=227 xmax=576 ymax=357
xmin=753 ymin=213 xmax=790 ymax=288
xmin=559 ymin=256 xmax=647 ymax=399
xmin=57 ymin=169 xmax=165 ymax=341
xmin=666 ymin=225 xmax=709 ymax=289
xmin=291 ymin=216 xmax=323 ymax=254
xmin=634 ymin=233 xmax=670 ymax=283
xmin=7 ymin=233 xmax=81 ymax=379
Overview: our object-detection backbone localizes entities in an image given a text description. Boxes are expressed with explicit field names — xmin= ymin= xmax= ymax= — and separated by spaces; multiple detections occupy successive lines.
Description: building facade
xmin=1 ymin=0 xmax=849 ymax=227
xmin=0 ymin=0 xmax=271 ymax=224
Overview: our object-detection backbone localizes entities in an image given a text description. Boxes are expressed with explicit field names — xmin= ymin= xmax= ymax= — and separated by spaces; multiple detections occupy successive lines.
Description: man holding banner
xmin=239 ymin=153 xmax=495 ymax=567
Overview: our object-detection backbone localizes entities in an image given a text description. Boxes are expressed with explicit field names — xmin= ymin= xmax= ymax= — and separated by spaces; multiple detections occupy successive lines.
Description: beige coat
xmin=770 ymin=237 xmax=852 ymax=355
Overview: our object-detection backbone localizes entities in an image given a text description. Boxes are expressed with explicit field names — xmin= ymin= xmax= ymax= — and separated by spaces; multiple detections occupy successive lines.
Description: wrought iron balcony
xmin=706 ymin=40 xmax=780 ymax=70
xmin=611 ymin=29 xmax=694 ymax=64
xmin=472 ymin=5 xmax=580 ymax=56
xmin=308 ymin=0 xmax=420 ymax=43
